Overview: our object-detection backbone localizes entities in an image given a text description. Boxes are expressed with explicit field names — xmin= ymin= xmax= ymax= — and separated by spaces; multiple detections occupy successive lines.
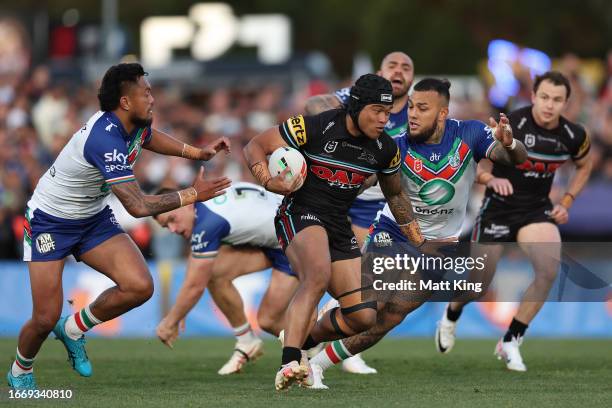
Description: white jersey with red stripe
xmin=381 ymin=119 xmax=496 ymax=239
xmin=29 ymin=111 xmax=152 ymax=219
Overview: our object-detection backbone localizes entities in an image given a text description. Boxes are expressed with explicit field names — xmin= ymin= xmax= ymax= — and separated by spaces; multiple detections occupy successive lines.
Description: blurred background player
xmin=307 ymin=78 xmax=527 ymax=388
xmin=437 ymin=71 xmax=592 ymax=372
xmin=153 ymin=182 xmax=299 ymax=375
xmin=304 ymin=51 xmax=414 ymax=375
xmin=7 ymin=63 xmax=231 ymax=390
xmin=244 ymin=74 xmax=425 ymax=390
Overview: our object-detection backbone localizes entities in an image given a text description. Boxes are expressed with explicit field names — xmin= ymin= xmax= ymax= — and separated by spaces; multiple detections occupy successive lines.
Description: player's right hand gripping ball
xmin=268 ymin=147 xmax=307 ymax=192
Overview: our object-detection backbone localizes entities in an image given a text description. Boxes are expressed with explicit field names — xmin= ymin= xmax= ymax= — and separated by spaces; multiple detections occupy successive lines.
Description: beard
xmin=410 ymin=120 xmax=437 ymax=144
xmin=131 ymin=115 xmax=153 ymax=129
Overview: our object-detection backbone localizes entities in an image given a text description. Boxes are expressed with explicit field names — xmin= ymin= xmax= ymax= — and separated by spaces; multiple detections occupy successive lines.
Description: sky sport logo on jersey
xmin=35 ymin=233 xmax=56 ymax=254
xmin=104 ymin=149 xmax=132 ymax=172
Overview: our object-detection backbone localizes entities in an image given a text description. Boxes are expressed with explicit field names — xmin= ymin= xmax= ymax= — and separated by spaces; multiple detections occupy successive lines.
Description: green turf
xmin=0 ymin=337 xmax=610 ymax=407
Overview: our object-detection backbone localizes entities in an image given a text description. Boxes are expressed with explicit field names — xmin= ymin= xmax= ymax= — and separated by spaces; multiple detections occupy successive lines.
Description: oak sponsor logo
xmin=310 ymin=165 xmax=366 ymax=189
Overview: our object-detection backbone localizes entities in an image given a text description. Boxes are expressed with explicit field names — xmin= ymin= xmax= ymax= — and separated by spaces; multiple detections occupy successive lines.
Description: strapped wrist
xmin=504 ymin=138 xmax=517 ymax=150
xmin=182 ymin=144 xmax=202 ymax=160
xmin=398 ymin=219 xmax=425 ymax=246
xmin=178 ymin=187 xmax=197 ymax=206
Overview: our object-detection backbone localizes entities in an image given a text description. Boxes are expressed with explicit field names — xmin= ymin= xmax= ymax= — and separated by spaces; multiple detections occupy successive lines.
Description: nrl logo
xmin=525 ymin=134 xmax=536 ymax=148
xmin=414 ymin=159 xmax=423 ymax=173
xmin=324 ymin=141 xmax=338 ymax=153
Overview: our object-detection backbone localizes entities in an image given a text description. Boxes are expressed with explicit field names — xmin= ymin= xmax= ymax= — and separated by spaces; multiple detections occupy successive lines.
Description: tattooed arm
xmin=243 ymin=127 xmax=303 ymax=195
xmin=145 ymin=129 xmax=231 ymax=161
xmin=111 ymin=167 xmax=231 ymax=218
xmin=378 ymin=171 xmax=424 ymax=246
xmin=304 ymin=94 xmax=343 ymax=115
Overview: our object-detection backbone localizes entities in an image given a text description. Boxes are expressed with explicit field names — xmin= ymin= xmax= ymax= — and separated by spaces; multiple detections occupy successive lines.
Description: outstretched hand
xmin=192 ymin=166 xmax=231 ymax=202
xmin=200 ymin=137 xmax=231 ymax=160
xmin=489 ymin=113 xmax=514 ymax=147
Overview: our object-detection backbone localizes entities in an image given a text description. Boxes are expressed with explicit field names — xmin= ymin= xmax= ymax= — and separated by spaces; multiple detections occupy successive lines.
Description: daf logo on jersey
xmin=373 ymin=232 xmax=392 ymax=247
xmin=36 ymin=233 xmax=55 ymax=254
xmin=310 ymin=165 xmax=365 ymax=189
xmin=525 ymin=134 xmax=536 ymax=148
xmin=324 ymin=141 xmax=338 ymax=153
xmin=381 ymin=94 xmax=392 ymax=103
xmin=418 ymin=179 xmax=455 ymax=205
xmin=104 ymin=149 xmax=132 ymax=172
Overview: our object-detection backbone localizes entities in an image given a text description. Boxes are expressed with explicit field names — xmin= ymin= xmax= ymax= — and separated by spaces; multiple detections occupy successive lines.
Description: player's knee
xmin=32 ymin=312 xmax=61 ymax=334
xmin=257 ymin=311 xmax=278 ymax=336
xmin=342 ymin=305 xmax=377 ymax=333
xmin=301 ymin=262 xmax=330 ymax=295
xmin=130 ymin=275 xmax=154 ymax=303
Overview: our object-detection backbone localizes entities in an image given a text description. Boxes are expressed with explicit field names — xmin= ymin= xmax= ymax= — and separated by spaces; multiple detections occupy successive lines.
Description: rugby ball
xmin=268 ymin=146 xmax=307 ymax=188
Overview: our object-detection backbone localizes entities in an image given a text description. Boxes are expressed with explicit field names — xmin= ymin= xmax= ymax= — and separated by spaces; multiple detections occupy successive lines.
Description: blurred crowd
xmin=1 ymin=52 xmax=611 ymax=259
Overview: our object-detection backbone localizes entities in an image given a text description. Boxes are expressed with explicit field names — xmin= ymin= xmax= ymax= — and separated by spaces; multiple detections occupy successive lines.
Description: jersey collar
xmin=106 ymin=111 xmax=131 ymax=140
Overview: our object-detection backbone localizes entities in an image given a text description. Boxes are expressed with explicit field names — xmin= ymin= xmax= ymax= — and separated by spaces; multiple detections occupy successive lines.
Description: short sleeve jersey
xmin=278 ymin=109 xmax=401 ymax=215
xmin=189 ymin=182 xmax=283 ymax=258
xmin=489 ymin=105 xmax=590 ymax=207
xmin=381 ymin=119 xmax=496 ymax=239
xmin=29 ymin=111 xmax=151 ymax=219
xmin=335 ymin=86 xmax=408 ymax=201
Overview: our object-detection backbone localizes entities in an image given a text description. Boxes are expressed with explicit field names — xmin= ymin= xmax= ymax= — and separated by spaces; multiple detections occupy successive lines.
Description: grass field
xmin=1 ymin=338 xmax=611 ymax=407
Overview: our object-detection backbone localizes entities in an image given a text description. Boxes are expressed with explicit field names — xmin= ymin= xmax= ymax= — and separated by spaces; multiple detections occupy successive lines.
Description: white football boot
xmin=494 ymin=336 xmax=527 ymax=372
xmin=218 ymin=338 xmax=264 ymax=375
xmin=435 ymin=305 xmax=458 ymax=354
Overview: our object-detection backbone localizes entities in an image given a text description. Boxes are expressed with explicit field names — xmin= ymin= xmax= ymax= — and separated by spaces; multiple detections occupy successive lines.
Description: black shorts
xmin=472 ymin=197 xmax=554 ymax=242
xmin=275 ymin=198 xmax=360 ymax=262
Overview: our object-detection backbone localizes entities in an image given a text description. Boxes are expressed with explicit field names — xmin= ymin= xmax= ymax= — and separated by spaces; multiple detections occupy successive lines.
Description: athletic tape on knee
xmin=329 ymin=307 xmax=348 ymax=337
xmin=336 ymin=285 xmax=373 ymax=299
xmin=340 ymin=301 xmax=377 ymax=315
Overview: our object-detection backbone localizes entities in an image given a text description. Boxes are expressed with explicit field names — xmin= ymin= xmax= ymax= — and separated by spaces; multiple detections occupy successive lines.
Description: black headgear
xmin=347 ymin=74 xmax=394 ymax=134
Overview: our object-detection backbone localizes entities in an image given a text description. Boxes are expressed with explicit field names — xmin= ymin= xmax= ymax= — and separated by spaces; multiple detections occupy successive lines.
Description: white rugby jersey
xmin=381 ymin=119 xmax=496 ymax=239
xmin=190 ymin=182 xmax=283 ymax=257
xmin=29 ymin=111 xmax=151 ymax=219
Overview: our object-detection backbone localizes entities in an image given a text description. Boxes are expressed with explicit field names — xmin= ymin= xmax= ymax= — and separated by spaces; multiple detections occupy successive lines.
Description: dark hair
xmin=413 ymin=78 xmax=451 ymax=102
xmin=533 ymin=71 xmax=571 ymax=99
xmin=97 ymin=63 xmax=148 ymax=111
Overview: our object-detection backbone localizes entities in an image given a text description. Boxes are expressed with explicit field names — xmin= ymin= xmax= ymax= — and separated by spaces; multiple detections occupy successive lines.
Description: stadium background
xmin=0 ymin=1 xmax=611 ymax=339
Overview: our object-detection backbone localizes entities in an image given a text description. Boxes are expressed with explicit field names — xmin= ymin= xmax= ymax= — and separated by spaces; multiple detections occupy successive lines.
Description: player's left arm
xmin=550 ymin=131 xmax=593 ymax=224
xmin=145 ymin=128 xmax=231 ymax=161
xmin=487 ymin=114 xmax=528 ymax=166
xmin=377 ymin=147 xmax=424 ymax=246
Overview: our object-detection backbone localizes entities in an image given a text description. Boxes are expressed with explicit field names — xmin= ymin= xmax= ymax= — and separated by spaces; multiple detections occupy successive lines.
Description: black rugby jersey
xmin=278 ymin=109 xmax=401 ymax=214
xmin=487 ymin=105 xmax=590 ymax=207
